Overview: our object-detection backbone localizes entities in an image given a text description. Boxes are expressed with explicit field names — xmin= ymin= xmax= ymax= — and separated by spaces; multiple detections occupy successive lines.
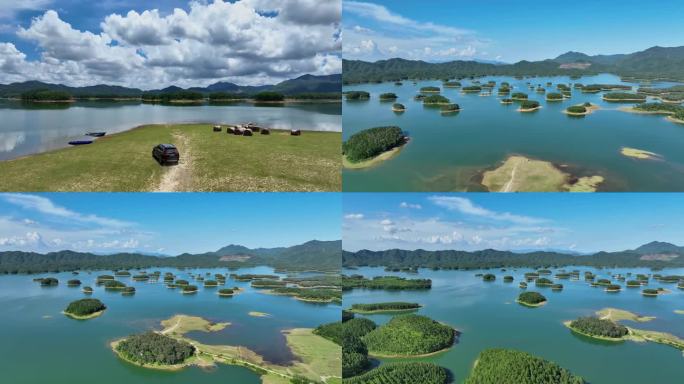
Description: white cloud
xmin=428 ymin=196 xmax=546 ymax=225
xmin=400 ymin=202 xmax=422 ymax=209
xmin=0 ymin=0 xmax=52 ymax=19
xmin=344 ymin=213 xmax=364 ymax=220
xmin=2 ymin=0 xmax=340 ymax=89
xmin=1 ymin=194 xmax=132 ymax=228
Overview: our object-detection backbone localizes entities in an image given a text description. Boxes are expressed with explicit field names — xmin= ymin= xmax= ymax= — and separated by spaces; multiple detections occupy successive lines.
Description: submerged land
xmin=0 ymin=124 xmax=340 ymax=192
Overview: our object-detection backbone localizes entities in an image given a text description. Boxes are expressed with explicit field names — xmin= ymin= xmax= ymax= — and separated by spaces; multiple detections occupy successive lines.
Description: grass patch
xmin=0 ymin=124 xmax=340 ymax=191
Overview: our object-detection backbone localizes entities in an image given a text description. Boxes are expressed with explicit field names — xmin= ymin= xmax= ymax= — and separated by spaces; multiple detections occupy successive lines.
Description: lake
xmin=343 ymin=266 xmax=684 ymax=383
xmin=0 ymin=266 xmax=340 ymax=383
xmin=342 ymin=74 xmax=684 ymax=191
xmin=0 ymin=101 xmax=341 ymax=161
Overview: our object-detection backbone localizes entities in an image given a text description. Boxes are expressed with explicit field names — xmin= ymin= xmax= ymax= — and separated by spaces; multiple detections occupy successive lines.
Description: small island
xmin=343 ymin=126 xmax=408 ymax=169
xmin=511 ymin=92 xmax=528 ymax=100
xmin=218 ymin=288 xmax=236 ymax=297
xmin=248 ymin=311 xmax=272 ymax=318
xmin=422 ymin=94 xmax=451 ymax=105
xmin=620 ymin=147 xmax=662 ymax=160
xmin=420 ymin=86 xmax=441 ymax=93
xmin=345 ymin=91 xmax=371 ymax=100
xmin=605 ymin=284 xmax=622 ymax=292
xmin=552 ymin=283 xmax=563 ymax=291
xmin=181 ymin=285 xmax=199 ymax=294
xmin=443 ymin=81 xmax=461 ymax=88
xmin=379 ymin=92 xmax=398 ymax=101
xmin=112 ymin=331 xmax=196 ymax=370
xmin=464 ymin=348 xmax=586 ymax=384
xmin=500 ymin=98 xmax=513 ymax=104
xmin=462 ymin=85 xmax=482 ymax=93
xmin=36 ymin=277 xmax=59 ymax=286
xmin=546 ymin=92 xmax=563 ymax=101
xmin=519 ymin=282 xmax=528 ymax=289
xmin=518 ymin=100 xmax=541 ymax=112
xmin=564 ymin=316 xmax=628 ymax=341
xmin=204 ymin=280 xmax=218 ymax=287
xmin=482 ymin=273 xmax=496 ymax=282
xmin=122 ymin=286 xmax=136 ymax=296
xmin=104 ymin=280 xmax=127 ymax=290
xmin=535 ymin=277 xmax=553 ymax=287
xmin=564 ymin=103 xmax=599 ymax=116
xmin=115 ymin=270 xmax=131 ymax=277
xmin=362 ymin=314 xmax=455 ymax=357
xmin=82 ymin=286 xmax=93 ymax=294
xmin=516 ymin=291 xmax=547 ymax=307
xmin=503 ymin=275 xmax=514 ymax=282
xmin=350 ymin=302 xmax=422 ymax=314
xmin=392 ymin=103 xmax=406 ymax=112
xmin=63 ymin=298 xmax=107 ymax=320
xmin=602 ymin=92 xmax=647 ymax=102
xmin=440 ymin=103 xmax=460 ymax=114
xmin=67 ymin=279 xmax=81 ymax=287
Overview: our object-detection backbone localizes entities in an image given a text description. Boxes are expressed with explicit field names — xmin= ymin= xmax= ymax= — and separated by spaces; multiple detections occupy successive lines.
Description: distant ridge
xmin=0 ymin=74 xmax=341 ymax=97
xmin=0 ymin=239 xmax=341 ymax=274
xmin=343 ymin=241 xmax=684 ymax=269
xmin=343 ymin=45 xmax=684 ymax=83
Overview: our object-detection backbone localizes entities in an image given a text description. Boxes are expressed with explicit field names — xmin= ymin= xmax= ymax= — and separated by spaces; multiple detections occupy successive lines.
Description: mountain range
xmin=342 ymin=46 xmax=684 ymax=83
xmin=0 ymin=240 xmax=341 ymax=274
xmin=0 ymin=74 xmax=341 ymax=97
xmin=343 ymin=241 xmax=684 ymax=269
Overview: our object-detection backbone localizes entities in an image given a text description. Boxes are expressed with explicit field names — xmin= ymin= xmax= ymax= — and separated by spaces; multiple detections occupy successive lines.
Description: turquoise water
xmin=343 ymin=74 xmax=684 ymax=191
xmin=0 ymin=266 xmax=340 ymax=383
xmin=343 ymin=266 xmax=684 ymax=384
xmin=0 ymin=101 xmax=341 ymax=160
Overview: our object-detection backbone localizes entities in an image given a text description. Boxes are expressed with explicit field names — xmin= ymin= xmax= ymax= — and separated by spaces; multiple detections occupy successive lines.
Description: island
xmin=626 ymin=280 xmax=643 ymax=287
xmin=181 ymin=285 xmax=198 ymax=294
xmin=248 ymin=311 xmax=271 ymax=318
xmin=112 ymin=314 xmax=341 ymax=382
xmin=82 ymin=286 xmax=93 ymax=294
xmin=500 ymin=98 xmax=513 ymax=104
xmin=420 ymin=86 xmax=441 ymax=93
xmin=482 ymin=273 xmax=496 ymax=282
xmin=379 ymin=92 xmax=398 ymax=101
xmin=104 ymin=280 xmax=127 ymax=290
xmin=204 ymin=280 xmax=218 ymax=287
xmin=343 ymin=126 xmax=408 ymax=169
xmin=250 ymin=279 xmax=286 ymax=288
xmin=362 ymin=314 xmax=455 ymax=357
xmin=342 ymin=275 xmax=432 ymax=290
xmin=564 ymin=316 xmax=628 ymax=341
xmin=481 ymin=155 xmax=604 ymax=192
xmin=462 ymin=85 xmax=482 ymax=93
xmin=218 ymin=288 xmax=236 ymax=297
xmin=552 ymin=283 xmax=564 ymax=291
xmin=63 ymin=298 xmax=107 ymax=320
xmin=620 ymin=147 xmax=662 ymax=160
xmin=518 ymin=100 xmax=541 ymax=112
xmin=122 ymin=286 xmax=136 ymax=296
xmin=605 ymin=284 xmax=622 ymax=292
xmin=503 ymin=275 xmax=514 ymax=282
xmin=392 ymin=103 xmax=406 ymax=112
xmin=440 ymin=103 xmax=460 ymax=114
xmin=535 ymin=277 xmax=553 ymax=287
xmin=345 ymin=91 xmax=371 ymax=100
xmin=443 ymin=81 xmax=461 ymax=88
xmin=464 ymin=348 xmax=586 ymax=384
xmin=263 ymin=287 xmax=342 ymax=303
xmin=546 ymin=92 xmax=563 ymax=101
xmin=67 ymin=279 xmax=81 ymax=287
xmin=602 ymin=92 xmax=647 ymax=102
xmin=516 ymin=291 xmax=547 ymax=307
xmin=115 ymin=270 xmax=131 ymax=277
xmin=519 ymin=281 xmax=528 ymax=289
xmin=564 ymin=103 xmax=599 ymax=116
xmin=36 ymin=277 xmax=59 ymax=286
xmin=349 ymin=302 xmax=422 ymax=314
xmin=511 ymin=92 xmax=528 ymax=100
xmin=422 ymin=95 xmax=451 ymax=105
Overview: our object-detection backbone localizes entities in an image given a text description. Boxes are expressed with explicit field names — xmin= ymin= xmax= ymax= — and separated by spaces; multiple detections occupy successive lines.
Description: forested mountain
xmin=343 ymin=242 xmax=684 ymax=269
xmin=0 ymin=240 xmax=341 ymax=274
xmin=0 ymin=74 xmax=341 ymax=98
xmin=342 ymin=46 xmax=684 ymax=83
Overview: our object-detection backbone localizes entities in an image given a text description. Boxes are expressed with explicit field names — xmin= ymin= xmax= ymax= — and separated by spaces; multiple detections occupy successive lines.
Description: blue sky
xmin=0 ymin=193 xmax=341 ymax=255
xmin=0 ymin=0 xmax=341 ymax=89
xmin=343 ymin=193 xmax=684 ymax=253
xmin=343 ymin=0 xmax=684 ymax=63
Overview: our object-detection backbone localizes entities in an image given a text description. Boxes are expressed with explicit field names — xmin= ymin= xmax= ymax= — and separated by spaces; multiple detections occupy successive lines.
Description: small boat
xmin=86 ymin=132 xmax=106 ymax=137
xmin=69 ymin=137 xmax=94 ymax=145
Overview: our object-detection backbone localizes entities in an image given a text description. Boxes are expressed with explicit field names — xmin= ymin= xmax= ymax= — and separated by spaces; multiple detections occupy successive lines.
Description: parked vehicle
xmin=290 ymin=129 xmax=302 ymax=136
xmin=69 ymin=137 xmax=94 ymax=145
xmin=86 ymin=132 xmax=106 ymax=137
xmin=213 ymin=125 xmax=222 ymax=132
xmin=152 ymin=144 xmax=180 ymax=165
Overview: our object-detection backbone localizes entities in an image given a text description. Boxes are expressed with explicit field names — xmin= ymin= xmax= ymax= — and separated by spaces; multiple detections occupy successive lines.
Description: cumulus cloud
xmin=1 ymin=0 xmax=340 ymax=89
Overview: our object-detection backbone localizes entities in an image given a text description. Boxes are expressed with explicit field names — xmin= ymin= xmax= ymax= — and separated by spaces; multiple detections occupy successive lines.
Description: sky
xmin=343 ymin=193 xmax=684 ymax=254
xmin=0 ymin=193 xmax=341 ymax=255
xmin=0 ymin=0 xmax=341 ymax=89
xmin=342 ymin=0 xmax=684 ymax=63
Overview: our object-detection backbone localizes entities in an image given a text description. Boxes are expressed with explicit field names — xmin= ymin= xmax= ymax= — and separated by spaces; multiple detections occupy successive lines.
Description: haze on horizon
xmin=0 ymin=193 xmax=341 ymax=255
xmin=0 ymin=0 xmax=341 ymax=90
xmin=342 ymin=0 xmax=684 ymax=64
xmin=343 ymin=193 xmax=684 ymax=254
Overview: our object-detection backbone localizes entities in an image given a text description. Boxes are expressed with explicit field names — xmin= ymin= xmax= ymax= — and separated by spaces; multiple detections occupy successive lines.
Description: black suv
xmin=152 ymin=144 xmax=179 ymax=165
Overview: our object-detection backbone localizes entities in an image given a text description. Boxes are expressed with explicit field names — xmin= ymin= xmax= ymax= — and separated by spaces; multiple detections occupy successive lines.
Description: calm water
xmin=0 ymin=101 xmax=341 ymax=160
xmin=0 ymin=266 xmax=340 ymax=384
xmin=343 ymin=74 xmax=684 ymax=191
xmin=344 ymin=266 xmax=684 ymax=384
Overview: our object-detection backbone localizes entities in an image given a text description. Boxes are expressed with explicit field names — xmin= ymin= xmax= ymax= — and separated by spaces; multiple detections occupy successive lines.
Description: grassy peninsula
xmin=0 ymin=124 xmax=340 ymax=192
xmin=342 ymin=126 xmax=408 ymax=169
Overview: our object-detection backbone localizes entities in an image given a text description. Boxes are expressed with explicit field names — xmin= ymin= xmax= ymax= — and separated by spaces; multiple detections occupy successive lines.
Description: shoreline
xmin=63 ymin=309 xmax=106 ymax=320
xmin=563 ymin=321 xmax=624 ymax=342
xmin=517 ymin=106 xmax=542 ymax=113
xmin=516 ymin=299 xmax=547 ymax=307
xmin=349 ymin=307 xmax=421 ymax=314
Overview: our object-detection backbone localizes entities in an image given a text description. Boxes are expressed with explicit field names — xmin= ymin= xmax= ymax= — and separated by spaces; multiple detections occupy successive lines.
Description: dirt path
xmin=154 ymin=130 xmax=193 ymax=192
xmin=501 ymin=162 xmax=519 ymax=192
